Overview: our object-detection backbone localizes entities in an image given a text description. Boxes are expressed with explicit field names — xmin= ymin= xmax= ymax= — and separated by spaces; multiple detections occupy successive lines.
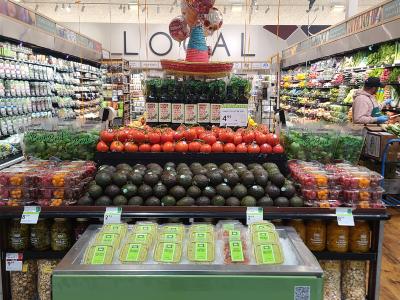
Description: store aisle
xmin=380 ymin=208 xmax=400 ymax=300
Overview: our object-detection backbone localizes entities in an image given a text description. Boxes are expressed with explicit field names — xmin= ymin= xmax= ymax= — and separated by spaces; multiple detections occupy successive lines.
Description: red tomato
xmin=200 ymin=144 xmax=212 ymax=153
xmin=242 ymin=131 xmax=255 ymax=144
xmin=211 ymin=126 xmax=220 ymax=137
xmin=148 ymin=132 xmax=161 ymax=144
xmin=110 ymin=141 xmax=124 ymax=152
xmin=188 ymin=141 xmax=202 ymax=152
xmin=162 ymin=142 xmax=175 ymax=152
xmin=175 ymin=141 xmax=189 ymax=152
xmin=174 ymin=130 xmax=184 ymax=141
xmin=184 ymin=128 xmax=197 ymax=142
xmin=273 ymin=144 xmax=285 ymax=154
xmin=266 ymin=133 xmax=279 ymax=146
xmin=161 ymin=131 xmax=174 ymax=143
xmin=177 ymin=125 xmax=187 ymax=132
xmin=211 ymin=141 xmax=224 ymax=153
xmin=233 ymin=134 xmax=243 ymax=145
xmin=96 ymin=141 xmax=109 ymax=152
xmin=151 ymin=144 xmax=162 ymax=152
xmin=202 ymin=134 xmax=217 ymax=145
xmin=224 ymin=143 xmax=236 ymax=153
xmin=194 ymin=126 xmax=205 ymax=136
xmin=139 ymin=143 xmax=151 ymax=152
xmin=260 ymin=143 xmax=273 ymax=154
xmin=247 ymin=143 xmax=260 ymax=154
xmin=115 ymin=129 xmax=129 ymax=143
xmin=255 ymin=132 xmax=268 ymax=145
xmin=100 ymin=130 xmax=115 ymax=143
xmin=124 ymin=142 xmax=138 ymax=153
xmin=134 ymin=131 xmax=146 ymax=144
xmin=236 ymin=128 xmax=245 ymax=135
xmin=236 ymin=143 xmax=248 ymax=153
xmin=219 ymin=130 xmax=234 ymax=143
xmin=256 ymin=124 xmax=269 ymax=134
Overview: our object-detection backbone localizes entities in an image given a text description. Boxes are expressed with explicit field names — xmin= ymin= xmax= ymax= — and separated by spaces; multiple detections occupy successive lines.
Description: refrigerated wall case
xmin=52 ymin=225 xmax=323 ymax=300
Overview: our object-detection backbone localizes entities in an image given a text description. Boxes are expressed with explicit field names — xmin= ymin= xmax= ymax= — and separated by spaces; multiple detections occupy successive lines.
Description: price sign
xmin=21 ymin=206 xmax=41 ymax=224
xmin=6 ymin=253 xmax=23 ymax=271
xmin=336 ymin=208 xmax=355 ymax=226
xmin=220 ymin=104 xmax=248 ymax=127
xmin=246 ymin=207 xmax=263 ymax=225
xmin=104 ymin=207 xmax=122 ymax=224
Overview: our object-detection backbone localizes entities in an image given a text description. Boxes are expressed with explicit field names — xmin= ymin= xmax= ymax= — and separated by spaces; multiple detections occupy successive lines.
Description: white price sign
xmin=104 ymin=207 xmax=122 ymax=224
xmin=336 ymin=207 xmax=355 ymax=226
xmin=6 ymin=253 xmax=23 ymax=271
xmin=21 ymin=206 xmax=41 ymax=224
xmin=246 ymin=207 xmax=263 ymax=225
xmin=220 ymin=104 xmax=248 ymax=127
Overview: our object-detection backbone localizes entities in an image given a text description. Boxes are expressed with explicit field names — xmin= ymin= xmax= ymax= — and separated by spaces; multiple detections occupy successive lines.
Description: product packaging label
xmin=260 ymin=244 xmax=276 ymax=264
xmin=132 ymin=233 xmax=150 ymax=243
xmin=137 ymin=224 xmax=156 ymax=233
xmin=172 ymin=104 xmax=184 ymax=123
xmin=185 ymin=104 xmax=197 ymax=124
xmin=194 ymin=242 xmax=208 ymax=261
xmin=125 ymin=244 xmax=142 ymax=262
xmin=229 ymin=241 xmax=244 ymax=262
xmin=197 ymin=103 xmax=210 ymax=123
xmin=257 ymin=232 xmax=271 ymax=242
xmin=162 ymin=233 xmax=178 ymax=242
xmin=146 ymin=103 xmax=159 ymax=122
xmin=91 ymin=246 xmax=107 ymax=264
xmin=229 ymin=230 xmax=241 ymax=240
xmin=159 ymin=103 xmax=171 ymax=123
xmin=99 ymin=233 xmax=118 ymax=246
xmin=160 ymin=243 xmax=176 ymax=262
xmin=210 ymin=104 xmax=221 ymax=124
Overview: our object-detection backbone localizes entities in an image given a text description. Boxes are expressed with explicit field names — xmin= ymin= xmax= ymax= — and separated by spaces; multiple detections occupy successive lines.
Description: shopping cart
xmin=381 ymin=138 xmax=400 ymax=206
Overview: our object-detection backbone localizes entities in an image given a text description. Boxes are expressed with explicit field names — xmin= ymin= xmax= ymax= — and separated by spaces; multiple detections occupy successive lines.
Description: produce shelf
xmin=0 ymin=206 xmax=389 ymax=220
xmin=312 ymin=251 xmax=376 ymax=261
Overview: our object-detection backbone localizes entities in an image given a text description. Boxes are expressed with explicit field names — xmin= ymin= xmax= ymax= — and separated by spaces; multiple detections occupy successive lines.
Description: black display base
xmin=94 ymin=152 xmax=289 ymax=175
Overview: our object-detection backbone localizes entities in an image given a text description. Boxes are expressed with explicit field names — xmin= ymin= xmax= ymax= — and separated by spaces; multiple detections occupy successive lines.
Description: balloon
xmin=202 ymin=7 xmax=223 ymax=35
xmin=181 ymin=1 xmax=198 ymax=27
xmin=185 ymin=0 xmax=215 ymax=14
xmin=169 ymin=16 xmax=191 ymax=42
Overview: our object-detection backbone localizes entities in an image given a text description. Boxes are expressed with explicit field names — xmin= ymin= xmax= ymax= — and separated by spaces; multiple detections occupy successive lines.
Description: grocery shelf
xmin=0 ymin=206 xmax=389 ymax=220
xmin=312 ymin=251 xmax=376 ymax=261
xmin=5 ymin=250 xmax=68 ymax=260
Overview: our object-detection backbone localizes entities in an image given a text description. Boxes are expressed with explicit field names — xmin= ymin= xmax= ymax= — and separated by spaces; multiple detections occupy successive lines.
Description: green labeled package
xmin=101 ymin=223 xmax=127 ymax=237
xmin=254 ymin=243 xmax=284 ymax=265
xmin=132 ymin=222 xmax=157 ymax=235
xmin=154 ymin=242 xmax=182 ymax=263
xmin=120 ymin=243 xmax=149 ymax=263
xmin=249 ymin=221 xmax=275 ymax=234
xmin=158 ymin=232 xmax=183 ymax=243
xmin=128 ymin=232 xmax=153 ymax=245
xmin=84 ymin=245 xmax=114 ymax=265
xmin=94 ymin=232 xmax=121 ymax=248
xmin=251 ymin=231 xmax=278 ymax=244
xmin=160 ymin=224 xmax=185 ymax=234
xmin=187 ymin=242 xmax=215 ymax=263
xmin=189 ymin=224 xmax=214 ymax=233
xmin=189 ymin=231 xmax=214 ymax=242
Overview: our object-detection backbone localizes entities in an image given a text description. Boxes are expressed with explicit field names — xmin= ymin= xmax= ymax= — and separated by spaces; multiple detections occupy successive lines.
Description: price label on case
xmin=6 ymin=253 xmax=23 ymax=271
xmin=246 ymin=207 xmax=263 ymax=225
xmin=336 ymin=207 xmax=355 ymax=226
xmin=220 ymin=104 xmax=248 ymax=127
xmin=21 ymin=206 xmax=41 ymax=224
xmin=104 ymin=207 xmax=122 ymax=224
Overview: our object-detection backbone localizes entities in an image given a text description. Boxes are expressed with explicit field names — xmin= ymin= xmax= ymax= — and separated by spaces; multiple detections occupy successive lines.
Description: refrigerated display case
xmin=53 ymin=225 xmax=323 ymax=300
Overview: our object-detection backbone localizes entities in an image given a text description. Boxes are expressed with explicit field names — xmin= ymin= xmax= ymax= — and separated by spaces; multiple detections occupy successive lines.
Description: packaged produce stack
xmin=289 ymin=160 xmax=384 ymax=208
xmin=0 ymin=160 xmax=96 ymax=206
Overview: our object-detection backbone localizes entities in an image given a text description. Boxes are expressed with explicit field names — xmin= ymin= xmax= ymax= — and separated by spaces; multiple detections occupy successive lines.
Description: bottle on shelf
xmin=171 ymin=81 xmax=185 ymax=124
xmin=197 ymin=82 xmax=211 ymax=126
xmin=184 ymin=82 xmax=197 ymax=125
xmin=210 ymin=84 xmax=222 ymax=125
xmin=158 ymin=83 xmax=172 ymax=124
xmin=145 ymin=84 xmax=159 ymax=125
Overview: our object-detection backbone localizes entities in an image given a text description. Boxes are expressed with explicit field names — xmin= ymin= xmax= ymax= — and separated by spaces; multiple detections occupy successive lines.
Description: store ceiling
xmin=20 ymin=0 xmax=383 ymax=25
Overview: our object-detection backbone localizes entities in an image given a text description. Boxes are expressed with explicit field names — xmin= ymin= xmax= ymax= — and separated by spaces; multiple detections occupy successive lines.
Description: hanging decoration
xmin=202 ymin=7 xmax=223 ymax=36
xmin=169 ymin=16 xmax=191 ymax=42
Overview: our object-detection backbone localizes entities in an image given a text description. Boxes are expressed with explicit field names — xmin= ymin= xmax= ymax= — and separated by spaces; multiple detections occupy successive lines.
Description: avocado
xmin=169 ymin=185 xmax=186 ymax=200
xmin=121 ymin=184 xmax=137 ymax=198
xmin=105 ymin=184 xmax=121 ymax=198
xmin=112 ymin=172 xmax=128 ymax=187
xmin=78 ymin=194 xmax=93 ymax=206
xmin=274 ymin=197 xmax=289 ymax=207
xmin=270 ymin=173 xmax=286 ymax=187
xmin=212 ymin=195 xmax=226 ymax=206
xmin=192 ymin=167 xmax=207 ymax=176
xmin=153 ymin=183 xmax=168 ymax=198
xmin=219 ymin=163 xmax=234 ymax=172
xmin=187 ymin=186 xmax=202 ymax=198
xmin=164 ymin=165 xmax=176 ymax=173
xmin=232 ymin=184 xmax=248 ymax=199
xmin=289 ymin=196 xmax=304 ymax=207
xmin=99 ymin=165 xmax=116 ymax=174
xmin=216 ymin=183 xmax=232 ymax=198
xmin=208 ymin=171 xmax=224 ymax=185
xmin=177 ymin=174 xmax=193 ymax=188
xmin=241 ymin=195 xmax=257 ymax=207
xmin=113 ymin=195 xmax=128 ymax=206
xmin=224 ymin=171 xmax=240 ymax=187
xmin=281 ymin=184 xmax=296 ymax=198
xmin=161 ymin=172 xmax=177 ymax=187
xmin=233 ymin=162 xmax=247 ymax=170
xmin=138 ymin=184 xmax=153 ymax=198
xmin=128 ymin=196 xmax=143 ymax=206
xmin=95 ymin=172 xmax=112 ymax=187
xmin=263 ymin=163 xmax=279 ymax=171
xmin=248 ymin=163 xmax=261 ymax=170
xmin=177 ymin=196 xmax=195 ymax=206
xmin=128 ymin=171 xmax=144 ymax=185
xmin=177 ymin=163 xmax=189 ymax=171
xmin=133 ymin=164 xmax=146 ymax=172
xmin=89 ymin=180 xmax=97 ymax=186
xmin=147 ymin=163 xmax=162 ymax=171
xmin=143 ymin=172 xmax=159 ymax=186
xmin=265 ymin=183 xmax=281 ymax=199
xmin=95 ymin=195 xmax=112 ymax=206
xmin=195 ymin=196 xmax=211 ymax=206
xmin=145 ymin=196 xmax=161 ymax=206
xmin=192 ymin=174 xmax=209 ymax=188
xmin=253 ymin=170 xmax=269 ymax=186
xmin=248 ymin=185 xmax=265 ymax=199
xmin=257 ymin=196 xmax=274 ymax=207
xmin=204 ymin=163 xmax=218 ymax=170
xmin=88 ymin=184 xmax=103 ymax=199
xmin=240 ymin=171 xmax=255 ymax=187
xmin=161 ymin=195 xmax=176 ymax=206
xmin=202 ymin=186 xmax=216 ymax=198
xmin=178 ymin=169 xmax=193 ymax=177
xmin=164 ymin=162 xmax=176 ymax=169
xmin=226 ymin=196 xmax=240 ymax=206
xmin=190 ymin=162 xmax=203 ymax=170
xmin=116 ymin=163 xmax=133 ymax=171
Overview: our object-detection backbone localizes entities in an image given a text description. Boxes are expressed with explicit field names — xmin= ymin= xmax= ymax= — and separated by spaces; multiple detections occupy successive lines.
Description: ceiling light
xmin=231 ymin=4 xmax=242 ymax=12
xmin=81 ymin=5 xmax=85 ymax=12
xmin=265 ymin=6 xmax=270 ymax=13
xmin=332 ymin=5 xmax=345 ymax=12
xmin=169 ymin=6 xmax=174 ymax=13
xmin=55 ymin=4 xmax=59 ymax=11
xmin=157 ymin=5 xmax=160 ymax=13
xmin=66 ymin=4 xmax=71 ymax=12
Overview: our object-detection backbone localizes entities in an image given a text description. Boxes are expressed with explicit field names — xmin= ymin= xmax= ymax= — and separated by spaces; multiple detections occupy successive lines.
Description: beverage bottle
xmin=172 ymin=81 xmax=185 ymax=124
xmin=145 ymin=84 xmax=159 ymax=125
xmin=197 ymin=82 xmax=210 ymax=126
xmin=158 ymin=84 xmax=171 ymax=125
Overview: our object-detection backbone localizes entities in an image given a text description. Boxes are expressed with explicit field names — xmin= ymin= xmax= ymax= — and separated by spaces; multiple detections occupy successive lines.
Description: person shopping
xmin=352 ymin=77 xmax=393 ymax=124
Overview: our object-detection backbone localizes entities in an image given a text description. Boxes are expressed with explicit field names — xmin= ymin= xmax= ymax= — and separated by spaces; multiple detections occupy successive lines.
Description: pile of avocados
xmin=78 ymin=162 xmax=304 ymax=207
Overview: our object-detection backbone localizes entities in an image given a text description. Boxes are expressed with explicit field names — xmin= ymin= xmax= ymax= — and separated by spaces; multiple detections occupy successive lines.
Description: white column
xmin=345 ymin=0 xmax=359 ymax=19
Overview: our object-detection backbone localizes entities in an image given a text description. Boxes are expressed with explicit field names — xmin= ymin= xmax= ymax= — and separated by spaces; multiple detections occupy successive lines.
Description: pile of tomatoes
xmin=96 ymin=125 xmax=284 ymax=154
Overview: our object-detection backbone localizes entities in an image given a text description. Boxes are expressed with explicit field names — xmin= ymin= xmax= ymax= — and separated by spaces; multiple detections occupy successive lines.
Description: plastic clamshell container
xmin=154 ymin=242 xmax=182 ymax=263
xmin=159 ymin=223 xmax=185 ymax=234
xmin=370 ymin=187 xmax=385 ymax=202
xmin=342 ymin=172 xmax=371 ymax=189
xmin=101 ymin=223 xmax=128 ymax=237
xmin=157 ymin=232 xmax=184 ymax=243
xmin=254 ymin=243 xmax=284 ymax=265
xmin=94 ymin=232 xmax=121 ymax=248
xmin=188 ymin=224 xmax=214 ymax=233
xmin=310 ymin=171 xmax=329 ymax=187
xmin=223 ymin=239 xmax=249 ymax=264
xmin=189 ymin=231 xmax=214 ymax=242
xmin=249 ymin=221 xmax=276 ymax=234
xmin=83 ymin=245 xmax=114 ymax=265
xmin=187 ymin=241 xmax=215 ymax=263
xmin=251 ymin=230 xmax=279 ymax=244
xmin=318 ymin=199 xmax=342 ymax=208
xmin=132 ymin=222 xmax=157 ymax=235
xmin=369 ymin=171 xmax=384 ymax=188
xmin=119 ymin=243 xmax=149 ymax=263
xmin=127 ymin=232 xmax=153 ymax=245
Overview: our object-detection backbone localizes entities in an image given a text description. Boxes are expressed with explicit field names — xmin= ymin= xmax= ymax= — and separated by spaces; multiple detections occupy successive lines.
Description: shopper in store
xmin=352 ymin=77 xmax=393 ymax=124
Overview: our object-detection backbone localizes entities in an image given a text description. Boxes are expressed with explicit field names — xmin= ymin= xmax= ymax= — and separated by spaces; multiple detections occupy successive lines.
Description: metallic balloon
xmin=202 ymin=7 xmax=223 ymax=35
xmin=169 ymin=15 xmax=191 ymax=42
xmin=185 ymin=0 xmax=215 ymax=15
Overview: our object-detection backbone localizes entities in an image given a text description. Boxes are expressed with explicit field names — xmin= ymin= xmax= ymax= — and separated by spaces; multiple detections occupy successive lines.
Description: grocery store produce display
xmin=80 ymin=161 xmax=301 ymax=207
